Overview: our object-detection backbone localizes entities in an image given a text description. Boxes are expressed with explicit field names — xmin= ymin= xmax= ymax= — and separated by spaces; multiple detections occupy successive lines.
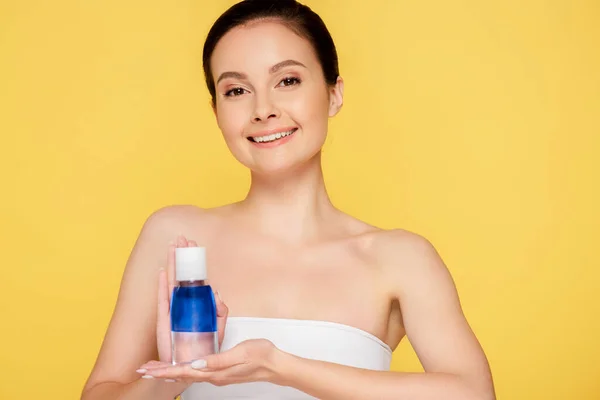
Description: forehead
xmin=211 ymin=21 xmax=319 ymax=75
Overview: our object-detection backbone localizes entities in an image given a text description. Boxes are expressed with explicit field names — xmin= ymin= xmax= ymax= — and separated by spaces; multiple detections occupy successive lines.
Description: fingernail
xmin=142 ymin=375 xmax=154 ymax=379
xmin=165 ymin=379 xmax=176 ymax=383
xmin=215 ymin=291 xmax=223 ymax=302
xmin=191 ymin=359 xmax=207 ymax=369
xmin=136 ymin=369 xmax=147 ymax=374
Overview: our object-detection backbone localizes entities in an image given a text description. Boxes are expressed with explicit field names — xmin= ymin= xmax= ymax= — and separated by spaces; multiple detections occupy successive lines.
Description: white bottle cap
xmin=175 ymin=247 xmax=207 ymax=281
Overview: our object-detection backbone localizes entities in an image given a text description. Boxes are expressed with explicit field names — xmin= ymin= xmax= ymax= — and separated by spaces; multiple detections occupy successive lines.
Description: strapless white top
xmin=181 ymin=317 xmax=393 ymax=399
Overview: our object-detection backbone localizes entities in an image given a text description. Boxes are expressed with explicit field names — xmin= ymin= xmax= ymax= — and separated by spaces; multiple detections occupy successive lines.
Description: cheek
xmin=288 ymin=86 xmax=330 ymax=125
xmin=216 ymin=103 xmax=246 ymax=140
xmin=293 ymin=86 xmax=330 ymax=133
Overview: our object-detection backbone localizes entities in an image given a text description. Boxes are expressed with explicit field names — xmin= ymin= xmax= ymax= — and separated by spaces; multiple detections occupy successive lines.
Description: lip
xmin=247 ymin=127 xmax=298 ymax=148
xmin=246 ymin=127 xmax=298 ymax=140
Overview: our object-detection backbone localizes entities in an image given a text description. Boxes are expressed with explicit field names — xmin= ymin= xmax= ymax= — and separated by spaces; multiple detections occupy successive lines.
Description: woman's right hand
xmin=156 ymin=235 xmax=229 ymax=364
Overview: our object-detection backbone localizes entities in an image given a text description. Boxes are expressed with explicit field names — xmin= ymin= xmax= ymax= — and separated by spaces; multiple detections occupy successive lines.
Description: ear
xmin=328 ymin=76 xmax=344 ymax=117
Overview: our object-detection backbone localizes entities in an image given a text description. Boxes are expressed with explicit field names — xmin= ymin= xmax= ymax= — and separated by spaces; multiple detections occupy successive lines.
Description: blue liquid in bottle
xmin=171 ymin=248 xmax=218 ymax=364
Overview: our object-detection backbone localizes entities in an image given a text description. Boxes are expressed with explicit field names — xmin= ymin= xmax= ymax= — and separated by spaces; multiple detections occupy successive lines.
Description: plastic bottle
xmin=170 ymin=246 xmax=218 ymax=364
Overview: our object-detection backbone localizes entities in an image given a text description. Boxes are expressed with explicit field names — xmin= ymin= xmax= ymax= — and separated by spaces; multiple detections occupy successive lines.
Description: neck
xmin=236 ymin=152 xmax=338 ymax=243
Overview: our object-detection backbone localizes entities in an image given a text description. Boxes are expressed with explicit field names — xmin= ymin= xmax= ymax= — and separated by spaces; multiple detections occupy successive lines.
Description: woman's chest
xmin=203 ymin=239 xmax=392 ymax=340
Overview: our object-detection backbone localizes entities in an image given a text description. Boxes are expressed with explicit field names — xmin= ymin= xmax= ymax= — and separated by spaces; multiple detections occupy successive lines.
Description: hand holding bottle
xmin=137 ymin=236 xmax=282 ymax=387
xmin=155 ymin=236 xmax=229 ymax=365
xmin=137 ymin=338 xmax=281 ymax=386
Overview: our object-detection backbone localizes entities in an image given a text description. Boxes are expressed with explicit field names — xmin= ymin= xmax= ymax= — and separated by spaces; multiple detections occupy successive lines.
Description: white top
xmin=181 ymin=317 xmax=393 ymax=399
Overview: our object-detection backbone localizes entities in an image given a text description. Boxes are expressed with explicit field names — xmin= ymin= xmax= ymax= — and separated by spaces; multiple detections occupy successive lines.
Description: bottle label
xmin=170 ymin=285 xmax=218 ymax=333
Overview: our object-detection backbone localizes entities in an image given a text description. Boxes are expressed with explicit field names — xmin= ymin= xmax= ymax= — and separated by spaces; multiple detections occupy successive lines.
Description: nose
xmin=251 ymin=92 xmax=280 ymax=123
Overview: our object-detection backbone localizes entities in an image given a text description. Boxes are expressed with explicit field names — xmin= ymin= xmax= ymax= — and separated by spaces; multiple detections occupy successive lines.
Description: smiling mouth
xmin=248 ymin=128 xmax=298 ymax=143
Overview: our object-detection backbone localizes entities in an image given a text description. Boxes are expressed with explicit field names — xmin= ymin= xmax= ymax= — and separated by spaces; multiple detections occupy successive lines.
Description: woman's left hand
xmin=137 ymin=338 xmax=282 ymax=386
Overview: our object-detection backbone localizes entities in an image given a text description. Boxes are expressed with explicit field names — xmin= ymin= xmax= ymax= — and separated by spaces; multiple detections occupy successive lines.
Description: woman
xmin=81 ymin=1 xmax=495 ymax=399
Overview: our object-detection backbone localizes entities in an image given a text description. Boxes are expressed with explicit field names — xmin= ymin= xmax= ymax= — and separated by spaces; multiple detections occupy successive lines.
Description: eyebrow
xmin=216 ymin=59 xmax=307 ymax=84
xmin=216 ymin=71 xmax=247 ymax=84
xmin=270 ymin=59 xmax=307 ymax=73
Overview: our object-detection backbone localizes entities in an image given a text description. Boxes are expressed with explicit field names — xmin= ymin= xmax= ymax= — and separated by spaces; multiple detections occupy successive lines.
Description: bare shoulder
xmin=145 ymin=204 xmax=207 ymax=230
xmin=366 ymin=228 xmax=453 ymax=295
xmin=141 ymin=204 xmax=221 ymax=242
xmin=339 ymin=215 xmax=441 ymax=271
xmin=123 ymin=204 xmax=222 ymax=277
xmin=368 ymin=228 xmax=441 ymax=265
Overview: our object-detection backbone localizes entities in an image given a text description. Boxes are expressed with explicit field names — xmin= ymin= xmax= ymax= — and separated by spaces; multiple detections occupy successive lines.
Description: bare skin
xmin=81 ymin=20 xmax=494 ymax=400
xmin=172 ymin=202 xmax=403 ymax=347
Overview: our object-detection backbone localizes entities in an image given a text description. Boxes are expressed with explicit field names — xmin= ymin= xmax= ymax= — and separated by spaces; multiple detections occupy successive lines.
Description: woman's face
xmin=210 ymin=21 xmax=343 ymax=175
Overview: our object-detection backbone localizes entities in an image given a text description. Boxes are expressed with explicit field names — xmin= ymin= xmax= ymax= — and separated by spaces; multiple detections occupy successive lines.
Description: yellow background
xmin=1 ymin=0 xmax=598 ymax=399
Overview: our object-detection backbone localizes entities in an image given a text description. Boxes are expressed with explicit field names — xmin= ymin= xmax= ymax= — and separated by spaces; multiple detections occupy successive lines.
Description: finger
xmin=166 ymin=243 xmax=176 ymax=304
xmin=215 ymin=291 xmax=228 ymax=317
xmin=188 ymin=240 xmax=198 ymax=247
xmin=156 ymin=268 xmax=172 ymax=362
xmin=193 ymin=346 xmax=245 ymax=371
xmin=140 ymin=362 xmax=252 ymax=387
xmin=176 ymin=235 xmax=188 ymax=248
xmin=214 ymin=290 xmax=229 ymax=347
xmin=142 ymin=363 xmax=212 ymax=381
xmin=138 ymin=360 xmax=170 ymax=371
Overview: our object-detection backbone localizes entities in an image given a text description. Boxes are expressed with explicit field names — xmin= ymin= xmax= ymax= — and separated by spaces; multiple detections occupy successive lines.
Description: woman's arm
xmin=81 ymin=380 xmax=184 ymax=400
xmin=275 ymin=351 xmax=491 ymax=400
xmin=81 ymin=206 xmax=198 ymax=400
xmin=274 ymin=231 xmax=495 ymax=400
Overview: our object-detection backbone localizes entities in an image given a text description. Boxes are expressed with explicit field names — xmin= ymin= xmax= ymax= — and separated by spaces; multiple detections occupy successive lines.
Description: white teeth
xmin=253 ymin=129 xmax=295 ymax=143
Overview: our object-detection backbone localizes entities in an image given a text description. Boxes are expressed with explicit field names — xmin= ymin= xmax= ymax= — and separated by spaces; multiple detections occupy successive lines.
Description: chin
xmin=226 ymin=132 xmax=325 ymax=177
xmin=248 ymin=160 xmax=306 ymax=177
xmin=241 ymin=151 xmax=322 ymax=178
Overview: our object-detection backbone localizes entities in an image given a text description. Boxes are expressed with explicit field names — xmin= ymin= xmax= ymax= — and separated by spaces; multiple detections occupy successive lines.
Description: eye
xmin=224 ymin=87 xmax=248 ymax=97
xmin=278 ymin=77 xmax=301 ymax=87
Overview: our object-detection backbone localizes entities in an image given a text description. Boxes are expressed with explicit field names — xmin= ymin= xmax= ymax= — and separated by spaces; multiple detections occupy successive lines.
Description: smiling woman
xmin=80 ymin=1 xmax=495 ymax=399
xmin=209 ymin=18 xmax=342 ymax=175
